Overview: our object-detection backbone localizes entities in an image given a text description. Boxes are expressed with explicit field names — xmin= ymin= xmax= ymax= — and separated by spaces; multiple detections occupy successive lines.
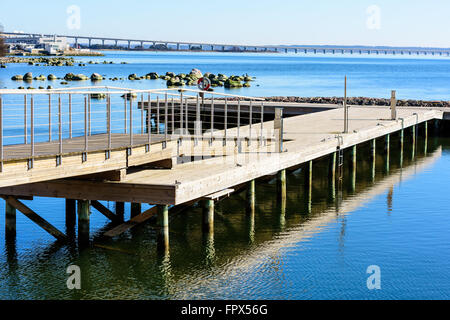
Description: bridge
xmin=3 ymin=31 xmax=450 ymax=56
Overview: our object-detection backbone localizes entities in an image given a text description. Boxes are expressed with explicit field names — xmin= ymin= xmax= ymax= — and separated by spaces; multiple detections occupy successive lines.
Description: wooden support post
xmin=130 ymin=203 xmax=141 ymax=218
xmin=399 ymin=129 xmax=404 ymax=168
xmin=424 ymin=121 xmax=428 ymax=154
xmin=2 ymin=196 xmax=67 ymax=242
xmin=277 ymin=169 xmax=286 ymax=202
xmin=328 ymin=152 xmax=336 ymax=201
xmin=65 ymin=199 xmax=76 ymax=229
xmin=77 ymin=200 xmax=90 ymax=246
xmin=350 ymin=145 xmax=357 ymax=192
xmin=246 ymin=180 xmax=255 ymax=214
xmin=385 ymin=134 xmax=390 ymax=173
xmin=370 ymin=139 xmax=376 ymax=181
xmin=115 ymin=202 xmax=125 ymax=222
xmin=157 ymin=205 xmax=169 ymax=251
xmin=305 ymin=161 xmax=313 ymax=213
xmin=202 ymin=199 xmax=214 ymax=234
xmin=5 ymin=201 xmax=16 ymax=239
xmin=412 ymin=125 xmax=416 ymax=159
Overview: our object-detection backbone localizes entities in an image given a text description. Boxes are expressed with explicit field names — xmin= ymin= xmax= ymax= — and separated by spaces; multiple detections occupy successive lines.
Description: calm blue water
xmin=0 ymin=52 xmax=449 ymax=300
xmin=1 ymin=51 xmax=450 ymax=99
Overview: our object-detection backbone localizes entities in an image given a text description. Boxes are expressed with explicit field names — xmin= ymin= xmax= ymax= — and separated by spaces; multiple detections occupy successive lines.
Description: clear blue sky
xmin=1 ymin=0 xmax=449 ymax=47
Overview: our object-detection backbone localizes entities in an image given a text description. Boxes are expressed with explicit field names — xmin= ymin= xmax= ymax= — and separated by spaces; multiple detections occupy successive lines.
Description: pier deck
xmin=0 ymin=106 xmax=442 ymax=205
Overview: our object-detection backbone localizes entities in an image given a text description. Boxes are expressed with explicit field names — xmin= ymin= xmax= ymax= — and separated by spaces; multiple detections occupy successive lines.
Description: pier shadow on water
xmin=0 ymin=131 xmax=450 ymax=299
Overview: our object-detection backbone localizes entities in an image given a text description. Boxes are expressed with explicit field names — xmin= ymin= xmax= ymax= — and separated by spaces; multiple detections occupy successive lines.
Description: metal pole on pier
xmin=344 ymin=76 xmax=348 ymax=133
xmin=24 ymin=95 xmax=27 ymax=144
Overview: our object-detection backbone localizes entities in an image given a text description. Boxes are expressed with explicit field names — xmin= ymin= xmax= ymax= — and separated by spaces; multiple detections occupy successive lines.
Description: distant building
xmin=4 ymin=35 xmax=68 ymax=54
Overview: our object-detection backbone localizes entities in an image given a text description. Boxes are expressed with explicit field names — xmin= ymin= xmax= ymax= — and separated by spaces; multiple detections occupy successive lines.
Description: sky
xmin=1 ymin=0 xmax=450 ymax=48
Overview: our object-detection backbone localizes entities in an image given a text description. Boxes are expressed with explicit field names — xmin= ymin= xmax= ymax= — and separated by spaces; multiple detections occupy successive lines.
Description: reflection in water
xmin=0 ymin=134 xmax=449 ymax=299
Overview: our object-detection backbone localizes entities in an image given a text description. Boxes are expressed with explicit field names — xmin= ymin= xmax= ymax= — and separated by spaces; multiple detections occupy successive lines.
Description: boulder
xmin=91 ymin=93 xmax=107 ymax=99
xmin=72 ymin=74 xmax=89 ymax=81
xmin=23 ymin=72 xmax=33 ymax=81
xmin=190 ymin=68 xmax=202 ymax=78
xmin=90 ymin=73 xmax=103 ymax=81
xmin=64 ymin=73 xmax=75 ymax=81
xmin=0 ymin=64 xmax=6 ymax=69
xmin=12 ymin=75 xmax=23 ymax=81
xmin=34 ymin=75 xmax=46 ymax=81
xmin=47 ymin=85 xmax=53 ymax=89
xmin=128 ymin=74 xmax=138 ymax=80
xmin=166 ymin=72 xmax=176 ymax=77
xmin=224 ymin=79 xmax=243 ymax=88
xmin=47 ymin=74 xmax=57 ymax=80
xmin=166 ymin=77 xmax=184 ymax=87
xmin=146 ymin=72 xmax=159 ymax=79
xmin=121 ymin=92 xmax=138 ymax=100
xmin=243 ymin=82 xmax=251 ymax=87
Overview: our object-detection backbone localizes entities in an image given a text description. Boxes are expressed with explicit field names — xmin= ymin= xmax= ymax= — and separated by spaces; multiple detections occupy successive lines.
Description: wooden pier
xmin=0 ymin=87 xmax=445 ymax=249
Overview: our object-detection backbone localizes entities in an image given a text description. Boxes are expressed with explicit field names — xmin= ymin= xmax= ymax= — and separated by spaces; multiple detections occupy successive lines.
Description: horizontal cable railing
xmin=0 ymin=87 xmax=281 ymax=170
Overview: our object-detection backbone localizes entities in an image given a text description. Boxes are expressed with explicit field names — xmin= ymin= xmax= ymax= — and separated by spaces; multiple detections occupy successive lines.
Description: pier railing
xmin=0 ymin=87 xmax=279 ymax=170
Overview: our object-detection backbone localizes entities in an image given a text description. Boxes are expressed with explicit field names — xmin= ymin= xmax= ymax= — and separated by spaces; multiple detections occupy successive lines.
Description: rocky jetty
xmin=250 ymin=96 xmax=450 ymax=108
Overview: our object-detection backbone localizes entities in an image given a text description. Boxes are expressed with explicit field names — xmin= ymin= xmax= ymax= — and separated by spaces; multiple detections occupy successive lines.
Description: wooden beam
xmin=1 ymin=196 xmax=67 ymax=241
xmin=74 ymin=169 xmax=127 ymax=182
xmin=91 ymin=200 xmax=120 ymax=223
xmin=104 ymin=206 xmax=158 ymax=237
xmin=0 ymin=179 xmax=177 ymax=205
xmin=104 ymin=200 xmax=197 ymax=237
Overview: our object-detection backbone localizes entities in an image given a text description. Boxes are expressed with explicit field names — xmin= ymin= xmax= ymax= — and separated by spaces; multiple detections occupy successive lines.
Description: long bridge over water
xmin=3 ymin=31 xmax=450 ymax=56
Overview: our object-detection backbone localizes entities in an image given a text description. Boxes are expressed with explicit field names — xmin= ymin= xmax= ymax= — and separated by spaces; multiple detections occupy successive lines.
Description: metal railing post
xmin=237 ymin=98 xmax=241 ymax=151
xmin=180 ymin=91 xmax=184 ymax=134
xmin=260 ymin=101 xmax=264 ymax=146
xmin=88 ymin=94 xmax=91 ymax=136
xmin=68 ymin=94 xmax=72 ymax=139
xmin=343 ymin=76 xmax=348 ymax=133
xmin=58 ymin=95 xmax=62 ymax=156
xmin=24 ymin=94 xmax=27 ymax=144
xmin=129 ymin=93 xmax=133 ymax=147
xmin=195 ymin=94 xmax=200 ymax=145
xmin=164 ymin=93 xmax=168 ymax=147
xmin=48 ymin=94 xmax=52 ymax=141
xmin=30 ymin=95 xmax=34 ymax=164
xmin=210 ymin=95 xmax=214 ymax=142
xmin=124 ymin=96 xmax=127 ymax=134
xmin=84 ymin=96 xmax=88 ymax=153
xmin=185 ymin=97 xmax=188 ymax=134
xmin=171 ymin=97 xmax=175 ymax=134
xmin=108 ymin=94 xmax=111 ymax=151
xmin=156 ymin=95 xmax=160 ymax=134
xmin=147 ymin=93 xmax=151 ymax=147
xmin=249 ymin=100 xmax=252 ymax=146
xmin=141 ymin=94 xmax=144 ymax=134
xmin=224 ymin=97 xmax=228 ymax=146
